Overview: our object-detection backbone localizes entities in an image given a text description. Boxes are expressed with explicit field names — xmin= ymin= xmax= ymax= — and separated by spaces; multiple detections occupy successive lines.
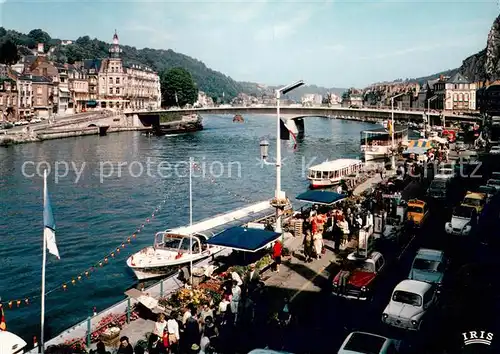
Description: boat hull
xmin=309 ymin=178 xmax=341 ymax=189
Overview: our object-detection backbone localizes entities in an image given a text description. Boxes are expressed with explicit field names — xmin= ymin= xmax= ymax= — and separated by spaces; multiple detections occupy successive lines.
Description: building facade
xmin=434 ymin=73 xmax=476 ymax=112
xmin=0 ymin=78 xmax=18 ymax=121
xmin=17 ymin=76 xmax=33 ymax=119
xmin=125 ymin=64 xmax=161 ymax=110
xmin=68 ymin=66 xmax=89 ymax=112
xmin=31 ymin=76 xmax=53 ymax=117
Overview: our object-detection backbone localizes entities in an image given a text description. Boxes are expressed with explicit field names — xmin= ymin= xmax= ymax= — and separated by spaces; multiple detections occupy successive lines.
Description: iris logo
xmin=462 ymin=331 xmax=494 ymax=346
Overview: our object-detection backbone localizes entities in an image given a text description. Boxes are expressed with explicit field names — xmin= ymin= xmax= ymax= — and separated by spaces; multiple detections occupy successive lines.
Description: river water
xmin=0 ymin=114 xmax=375 ymax=340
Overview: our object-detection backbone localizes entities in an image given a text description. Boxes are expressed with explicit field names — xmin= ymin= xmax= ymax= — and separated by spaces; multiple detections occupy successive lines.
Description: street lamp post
xmin=260 ymin=80 xmax=305 ymax=233
xmin=390 ymin=92 xmax=405 ymax=170
xmin=427 ymin=95 xmax=438 ymax=137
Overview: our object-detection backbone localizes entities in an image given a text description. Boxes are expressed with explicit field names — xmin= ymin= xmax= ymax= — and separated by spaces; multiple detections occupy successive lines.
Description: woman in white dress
xmin=313 ymin=232 xmax=323 ymax=259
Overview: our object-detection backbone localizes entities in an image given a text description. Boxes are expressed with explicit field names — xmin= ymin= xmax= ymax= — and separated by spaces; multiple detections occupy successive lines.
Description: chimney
xmin=37 ymin=43 xmax=44 ymax=54
xmin=439 ymin=74 xmax=444 ymax=81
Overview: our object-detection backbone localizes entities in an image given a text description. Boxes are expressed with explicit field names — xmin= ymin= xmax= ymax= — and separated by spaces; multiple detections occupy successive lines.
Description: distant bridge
xmin=125 ymin=106 xmax=479 ymax=139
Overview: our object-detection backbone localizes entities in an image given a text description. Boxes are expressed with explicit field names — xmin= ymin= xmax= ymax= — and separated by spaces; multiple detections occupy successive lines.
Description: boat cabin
xmin=307 ymin=159 xmax=364 ymax=188
xmin=154 ymin=232 xmax=209 ymax=254
xmin=360 ymin=125 xmax=408 ymax=161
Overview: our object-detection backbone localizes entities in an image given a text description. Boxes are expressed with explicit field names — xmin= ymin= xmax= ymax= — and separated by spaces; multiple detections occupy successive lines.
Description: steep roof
xmin=447 ymin=72 xmax=469 ymax=84
xmin=82 ymin=59 xmax=102 ymax=71
xmin=28 ymin=76 xmax=53 ymax=83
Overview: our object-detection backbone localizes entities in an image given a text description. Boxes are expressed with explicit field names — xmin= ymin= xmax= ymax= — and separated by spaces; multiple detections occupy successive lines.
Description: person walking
xmin=272 ymin=240 xmax=283 ymax=272
xmin=303 ymin=229 xmax=313 ymax=262
xmin=230 ymin=280 xmax=242 ymax=324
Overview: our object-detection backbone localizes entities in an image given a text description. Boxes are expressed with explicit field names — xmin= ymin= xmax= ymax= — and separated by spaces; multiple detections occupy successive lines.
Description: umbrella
xmin=0 ymin=331 xmax=27 ymax=354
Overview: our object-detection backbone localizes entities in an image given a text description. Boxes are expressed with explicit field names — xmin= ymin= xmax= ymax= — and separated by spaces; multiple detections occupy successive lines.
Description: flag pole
xmin=189 ymin=157 xmax=193 ymax=286
xmin=41 ymin=170 xmax=47 ymax=354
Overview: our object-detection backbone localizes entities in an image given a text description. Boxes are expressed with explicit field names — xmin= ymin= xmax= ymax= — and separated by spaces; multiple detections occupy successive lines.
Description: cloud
xmin=254 ymin=8 xmax=314 ymax=42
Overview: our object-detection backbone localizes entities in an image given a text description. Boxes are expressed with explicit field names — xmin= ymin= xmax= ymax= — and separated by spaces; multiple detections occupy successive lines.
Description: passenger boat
xmin=126 ymin=200 xmax=275 ymax=280
xmin=307 ymin=158 xmax=364 ymax=188
xmin=360 ymin=125 xmax=408 ymax=161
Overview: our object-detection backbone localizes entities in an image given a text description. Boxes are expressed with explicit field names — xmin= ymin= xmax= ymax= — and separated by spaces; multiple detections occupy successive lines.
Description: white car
xmin=445 ymin=205 xmax=477 ymax=236
xmin=382 ymin=279 xmax=438 ymax=331
xmin=490 ymin=146 xmax=500 ymax=155
xmin=338 ymin=332 xmax=401 ymax=354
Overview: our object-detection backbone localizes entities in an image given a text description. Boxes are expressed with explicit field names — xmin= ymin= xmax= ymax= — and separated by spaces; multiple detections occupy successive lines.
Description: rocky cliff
xmin=459 ymin=14 xmax=500 ymax=82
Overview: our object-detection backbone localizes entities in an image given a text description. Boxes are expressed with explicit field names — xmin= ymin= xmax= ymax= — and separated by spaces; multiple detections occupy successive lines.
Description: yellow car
xmin=406 ymin=199 xmax=429 ymax=227
xmin=461 ymin=192 xmax=487 ymax=214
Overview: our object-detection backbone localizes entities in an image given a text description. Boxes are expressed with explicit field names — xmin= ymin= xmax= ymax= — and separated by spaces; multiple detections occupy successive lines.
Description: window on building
xmin=37 ymin=87 xmax=42 ymax=94
xmin=109 ymin=87 xmax=113 ymax=94
xmin=116 ymin=78 xmax=120 ymax=84
xmin=459 ymin=94 xmax=463 ymax=101
xmin=109 ymin=77 xmax=113 ymax=84
xmin=116 ymin=88 xmax=120 ymax=94
xmin=37 ymin=97 xmax=42 ymax=105
xmin=454 ymin=94 xmax=458 ymax=101
xmin=465 ymin=94 xmax=469 ymax=101
xmin=454 ymin=84 xmax=458 ymax=89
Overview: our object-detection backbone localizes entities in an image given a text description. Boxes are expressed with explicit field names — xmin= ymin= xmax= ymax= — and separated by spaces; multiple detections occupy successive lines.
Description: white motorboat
xmin=360 ymin=125 xmax=408 ymax=161
xmin=307 ymin=158 xmax=364 ymax=188
xmin=127 ymin=200 xmax=275 ymax=280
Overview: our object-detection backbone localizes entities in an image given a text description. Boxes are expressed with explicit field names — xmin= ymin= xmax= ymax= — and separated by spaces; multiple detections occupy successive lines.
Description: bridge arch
xmin=88 ymin=124 xmax=97 ymax=127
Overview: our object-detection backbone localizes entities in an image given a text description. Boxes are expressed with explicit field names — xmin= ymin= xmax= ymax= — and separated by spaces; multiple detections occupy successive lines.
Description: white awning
xmin=59 ymin=87 xmax=69 ymax=93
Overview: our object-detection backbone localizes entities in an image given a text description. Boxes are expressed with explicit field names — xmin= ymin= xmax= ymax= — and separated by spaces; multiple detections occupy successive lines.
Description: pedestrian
xmin=167 ymin=312 xmax=180 ymax=354
xmin=303 ymin=229 xmax=313 ymax=262
xmin=230 ymin=280 xmax=241 ymax=323
xmin=333 ymin=222 xmax=342 ymax=253
xmin=272 ymin=240 xmax=283 ymax=272
xmin=117 ymin=337 xmax=133 ymax=354
xmin=244 ymin=263 xmax=260 ymax=296
xmin=313 ymin=231 xmax=323 ymax=259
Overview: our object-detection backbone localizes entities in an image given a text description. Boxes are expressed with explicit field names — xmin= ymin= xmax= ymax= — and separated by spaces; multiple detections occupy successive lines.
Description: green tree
xmin=28 ymin=29 xmax=51 ymax=49
xmin=160 ymin=67 xmax=198 ymax=107
xmin=0 ymin=40 xmax=20 ymax=66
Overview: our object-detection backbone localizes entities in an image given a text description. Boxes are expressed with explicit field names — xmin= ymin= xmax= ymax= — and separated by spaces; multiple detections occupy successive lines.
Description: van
xmin=426 ymin=175 xmax=451 ymax=200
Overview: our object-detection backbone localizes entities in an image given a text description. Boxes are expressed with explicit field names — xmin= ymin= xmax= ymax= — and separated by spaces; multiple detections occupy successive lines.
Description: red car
xmin=332 ymin=251 xmax=386 ymax=300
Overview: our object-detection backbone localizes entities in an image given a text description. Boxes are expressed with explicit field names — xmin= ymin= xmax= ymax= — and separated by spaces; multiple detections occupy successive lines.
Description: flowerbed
xmin=63 ymin=338 xmax=86 ymax=352
xmin=159 ymin=286 xmax=218 ymax=309
xmin=90 ymin=310 xmax=139 ymax=343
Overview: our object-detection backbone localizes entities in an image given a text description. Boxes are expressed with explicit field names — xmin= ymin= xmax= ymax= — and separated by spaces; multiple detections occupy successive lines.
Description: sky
xmin=0 ymin=0 xmax=498 ymax=88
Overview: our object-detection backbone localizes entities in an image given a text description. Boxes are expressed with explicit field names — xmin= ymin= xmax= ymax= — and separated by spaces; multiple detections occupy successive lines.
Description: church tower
xmin=109 ymin=30 xmax=122 ymax=58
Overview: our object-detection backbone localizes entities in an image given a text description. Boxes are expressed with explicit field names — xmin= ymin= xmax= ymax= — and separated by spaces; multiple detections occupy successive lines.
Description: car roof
xmin=394 ymin=279 xmax=432 ymax=294
xmin=416 ymin=248 xmax=444 ymax=261
xmin=339 ymin=332 xmax=389 ymax=354
xmin=408 ymin=199 xmax=426 ymax=206
xmin=465 ymin=192 xmax=486 ymax=199
xmin=434 ymin=174 xmax=452 ymax=180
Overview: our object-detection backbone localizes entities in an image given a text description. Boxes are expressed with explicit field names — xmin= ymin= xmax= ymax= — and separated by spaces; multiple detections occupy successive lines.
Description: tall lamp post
xmin=427 ymin=95 xmax=438 ymax=137
xmin=390 ymin=92 xmax=405 ymax=170
xmin=260 ymin=80 xmax=305 ymax=233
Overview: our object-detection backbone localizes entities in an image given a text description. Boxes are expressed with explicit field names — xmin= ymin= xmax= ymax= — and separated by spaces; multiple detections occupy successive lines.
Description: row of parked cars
xmin=337 ymin=248 xmax=448 ymax=353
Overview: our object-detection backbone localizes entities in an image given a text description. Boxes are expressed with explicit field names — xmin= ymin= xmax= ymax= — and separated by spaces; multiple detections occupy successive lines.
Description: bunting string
xmin=0 ymin=197 xmax=169 ymax=311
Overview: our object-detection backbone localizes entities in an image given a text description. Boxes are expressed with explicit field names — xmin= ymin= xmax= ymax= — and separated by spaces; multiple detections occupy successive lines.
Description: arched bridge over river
xmin=125 ymin=106 xmax=479 ymax=139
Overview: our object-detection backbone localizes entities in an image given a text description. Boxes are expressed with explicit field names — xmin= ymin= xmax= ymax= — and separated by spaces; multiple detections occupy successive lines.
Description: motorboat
xmin=360 ymin=125 xmax=408 ymax=161
xmin=0 ymin=331 xmax=27 ymax=354
xmin=307 ymin=158 xmax=364 ymax=188
xmin=127 ymin=200 xmax=275 ymax=280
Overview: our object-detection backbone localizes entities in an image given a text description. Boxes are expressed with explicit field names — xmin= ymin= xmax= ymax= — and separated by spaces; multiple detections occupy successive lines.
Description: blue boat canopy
xmin=206 ymin=226 xmax=281 ymax=252
xmin=296 ymin=190 xmax=347 ymax=205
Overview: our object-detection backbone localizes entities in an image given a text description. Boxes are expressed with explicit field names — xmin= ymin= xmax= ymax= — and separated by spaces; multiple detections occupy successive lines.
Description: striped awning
xmin=403 ymin=139 xmax=433 ymax=155
xmin=407 ymin=139 xmax=432 ymax=148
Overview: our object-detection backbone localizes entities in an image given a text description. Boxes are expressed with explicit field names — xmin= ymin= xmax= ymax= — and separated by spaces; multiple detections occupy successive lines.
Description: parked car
xmin=338 ymin=332 xmax=401 ymax=354
xmin=461 ymin=192 xmax=487 ymax=214
xmin=382 ymin=280 xmax=438 ymax=331
xmin=332 ymin=252 xmax=386 ymax=301
xmin=408 ymin=248 xmax=447 ymax=288
xmin=406 ymin=199 xmax=429 ymax=227
xmin=445 ymin=205 xmax=477 ymax=236
xmin=489 ymin=145 xmax=500 ymax=155
xmin=486 ymin=179 xmax=500 ymax=192
xmin=478 ymin=185 xmax=497 ymax=202
xmin=426 ymin=175 xmax=451 ymax=200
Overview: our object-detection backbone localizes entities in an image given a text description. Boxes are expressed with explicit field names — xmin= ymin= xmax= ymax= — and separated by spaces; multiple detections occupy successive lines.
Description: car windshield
xmin=413 ymin=259 xmax=441 ymax=272
xmin=453 ymin=206 xmax=473 ymax=218
xmin=393 ymin=290 xmax=422 ymax=306
xmin=407 ymin=206 xmax=423 ymax=213
xmin=430 ymin=180 xmax=446 ymax=190
xmin=359 ymin=261 xmax=375 ymax=272
xmin=463 ymin=197 xmax=482 ymax=207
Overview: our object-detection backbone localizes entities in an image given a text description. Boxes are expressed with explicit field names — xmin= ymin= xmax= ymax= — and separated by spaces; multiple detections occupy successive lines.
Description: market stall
xmin=402 ymin=139 xmax=433 ymax=161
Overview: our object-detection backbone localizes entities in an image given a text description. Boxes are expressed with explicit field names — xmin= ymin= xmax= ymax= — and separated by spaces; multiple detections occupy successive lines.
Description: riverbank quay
xmin=0 ymin=126 xmax=151 ymax=146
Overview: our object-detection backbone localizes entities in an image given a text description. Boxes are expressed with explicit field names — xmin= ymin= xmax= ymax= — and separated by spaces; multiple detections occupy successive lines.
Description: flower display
xmin=63 ymin=338 xmax=86 ymax=352
xmin=89 ymin=310 xmax=139 ymax=343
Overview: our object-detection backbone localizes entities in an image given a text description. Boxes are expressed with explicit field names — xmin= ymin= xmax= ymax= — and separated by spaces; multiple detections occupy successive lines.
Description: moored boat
xmin=307 ymin=158 xmax=364 ymax=188
xmin=360 ymin=125 xmax=408 ymax=161
xmin=126 ymin=200 xmax=275 ymax=280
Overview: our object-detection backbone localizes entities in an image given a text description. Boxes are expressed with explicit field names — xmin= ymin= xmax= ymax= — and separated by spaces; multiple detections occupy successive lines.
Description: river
xmin=0 ymin=114 xmax=375 ymax=340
